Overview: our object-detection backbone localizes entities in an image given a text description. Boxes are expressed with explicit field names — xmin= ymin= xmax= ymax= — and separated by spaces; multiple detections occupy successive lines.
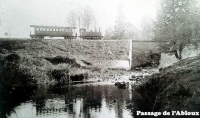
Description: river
xmin=3 ymin=84 xmax=134 ymax=118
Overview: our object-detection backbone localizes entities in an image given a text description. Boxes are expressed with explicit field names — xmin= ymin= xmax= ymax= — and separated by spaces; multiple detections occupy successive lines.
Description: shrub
xmin=132 ymin=73 xmax=192 ymax=112
xmin=48 ymin=69 xmax=69 ymax=84
xmin=0 ymin=54 xmax=37 ymax=88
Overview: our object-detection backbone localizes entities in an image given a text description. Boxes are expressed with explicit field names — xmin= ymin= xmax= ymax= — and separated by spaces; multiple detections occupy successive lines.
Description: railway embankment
xmin=0 ymin=39 xmax=131 ymax=86
xmin=0 ymin=39 xmax=167 ymax=87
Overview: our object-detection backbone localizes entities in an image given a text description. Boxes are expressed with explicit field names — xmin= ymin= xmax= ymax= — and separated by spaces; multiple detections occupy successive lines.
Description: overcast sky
xmin=0 ymin=0 xmax=158 ymax=38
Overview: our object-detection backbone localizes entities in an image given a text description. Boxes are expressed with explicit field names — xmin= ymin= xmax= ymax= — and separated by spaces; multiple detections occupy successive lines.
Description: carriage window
xmin=53 ymin=29 xmax=55 ymax=31
xmin=56 ymin=29 xmax=58 ymax=31
xmin=60 ymin=29 xmax=62 ymax=31
xmin=36 ymin=28 xmax=39 ymax=30
xmin=43 ymin=28 xmax=45 ymax=31
xmin=50 ymin=29 xmax=52 ymax=31
xmin=47 ymin=29 xmax=49 ymax=31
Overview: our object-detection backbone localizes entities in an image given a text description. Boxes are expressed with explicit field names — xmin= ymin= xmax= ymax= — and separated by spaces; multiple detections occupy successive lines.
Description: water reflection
xmin=6 ymin=84 xmax=133 ymax=118
xmin=0 ymin=87 xmax=36 ymax=118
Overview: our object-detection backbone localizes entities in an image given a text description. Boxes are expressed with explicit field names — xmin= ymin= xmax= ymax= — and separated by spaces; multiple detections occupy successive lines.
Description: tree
xmin=104 ymin=27 xmax=115 ymax=40
xmin=154 ymin=0 xmax=200 ymax=59
xmin=66 ymin=11 xmax=77 ymax=27
xmin=113 ymin=4 xmax=125 ymax=40
xmin=66 ymin=7 xmax=96 ymax=30
xmin=81 ymin=6 xmax=96 ymax=30
xmin=105 ymin=23 xmax=139 ymax=40
xmin=124 ymin=23 xmax=139 ymax=40
xmin=140 ymin=15 xmax=155 ymax=40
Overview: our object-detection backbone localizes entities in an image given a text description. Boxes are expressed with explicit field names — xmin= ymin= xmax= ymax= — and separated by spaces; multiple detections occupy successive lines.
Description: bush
xmin=0 ymin=55 xmax=36 ymax=88
xmin=132 ymin=73 xmax=192 ymax=112
xmin=45 ymin=56 xmax=81 ymax=67
xmin=5 ymin=53 xmax=20 ymax=62
xmin=48 ymin=69 xmax=69 ymax=84
xmin=0 ymin=48 xmax=9 ymax=54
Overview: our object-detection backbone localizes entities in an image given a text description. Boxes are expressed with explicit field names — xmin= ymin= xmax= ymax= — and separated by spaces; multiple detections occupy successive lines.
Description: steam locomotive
xmin=30 ymin=25 xmax=103 ymax=40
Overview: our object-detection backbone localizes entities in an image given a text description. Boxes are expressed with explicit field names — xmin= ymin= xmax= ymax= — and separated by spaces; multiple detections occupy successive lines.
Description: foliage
xmin=66 ymin=6 xmax=96 ymax=30
xmin=0 ymin=54 xmax=37 ymax=88
xmin=113 ymin=4 xmax=125 ymax=40
xmin=104 ymin=23 xmax=139 ymax=40
xmin=81 ymin=6 xmax=96 ymax=30
xmin=132 ymin=55 xmax=200 ymax=113
xmin=105 ymin=5 xmax=139 ymax=40
xmin=133 ymin=74 xmax=192 ymax=112
xmin=154 ymin=0 xmax=200 ymax=59
xmin=123 ymin=23 xmax=139 ymax=40
xmin=66 ymin=11 xmax=77 ymax=27
xmin=104 ymin=27 xmax=115 ymax=40
xmin=140 ymin=15 xmax=155 ymax=40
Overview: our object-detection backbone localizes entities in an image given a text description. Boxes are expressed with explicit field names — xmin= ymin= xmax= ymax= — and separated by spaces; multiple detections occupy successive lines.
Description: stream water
xmin=2 ymin=84 xmax=134 ymax=118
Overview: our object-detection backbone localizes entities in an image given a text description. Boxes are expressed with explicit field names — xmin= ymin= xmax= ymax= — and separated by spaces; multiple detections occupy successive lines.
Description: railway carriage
xmin=30 ymin=25 xmax=77 ymax=39
xmin=30 ymin=25 xmax=103 ymax=40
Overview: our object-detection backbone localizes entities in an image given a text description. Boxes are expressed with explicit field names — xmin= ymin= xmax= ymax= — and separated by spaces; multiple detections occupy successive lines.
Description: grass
xmin=0 ymin=39 xmax=132 ymax=84
xmin=0 ymin=39 xmax=130 ymax=59
xmin=0 ymin=38 xmax=163 ymax=85
xmin=132 ymin=55 xmax=200 ymax=113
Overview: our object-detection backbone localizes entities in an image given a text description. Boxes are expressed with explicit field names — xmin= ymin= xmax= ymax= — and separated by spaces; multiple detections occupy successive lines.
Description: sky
xmin=0 ymin=0 xmax=158 ymax=38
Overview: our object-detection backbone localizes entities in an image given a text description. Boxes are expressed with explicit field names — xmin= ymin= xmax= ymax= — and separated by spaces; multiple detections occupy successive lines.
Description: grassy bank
xmin=132 ymin=55 xmax=200 ymax=113
xmin=0 ymin=39 xmax=130 ymax=60
xmin=0 ymin=39 xmax=163 ymax=85
xmin=0 ymin=39 xmax=131 ymax=85
xmin=132 ymin=41 xmax=161 ymax=68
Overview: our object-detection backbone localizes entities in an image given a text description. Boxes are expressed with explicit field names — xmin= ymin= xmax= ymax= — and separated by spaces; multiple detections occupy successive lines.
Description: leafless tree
xmin=140 ymin=15 xmax=154 ymax=40
xmin=114 ymin=4 xmax=125 ymax=39
xmin=104 ymin=27 xmax=115 ymax=40
xmin=124 ymin=23 xmax=139 ymax=40
xmin=67 ymin=6 xmax=96 ymax=31
xmin=66 ymin=11 xmax=77 ymax=27
xmin=81 ymin=6 xmax=96 ymax=30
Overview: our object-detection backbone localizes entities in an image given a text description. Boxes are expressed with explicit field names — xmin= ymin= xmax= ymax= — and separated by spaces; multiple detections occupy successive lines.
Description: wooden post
xmin=129 ymin=39 xmax=132 ymax=70
xmin=68 ymin=74 xmax=71 ymax=85
xmin=84 ymin=73 xmax=85 ymax=84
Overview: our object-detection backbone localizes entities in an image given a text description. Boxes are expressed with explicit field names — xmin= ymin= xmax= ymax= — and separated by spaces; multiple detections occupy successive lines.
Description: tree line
xmin=104 ymin=4 xmax=154 ymax=41
xmin=155 ymin=0 xmax=200 ymax=59
xmin=66 ymin=6 xmax=96 ymax=31
xmin=104 ymin=0 xmax=200 ymax=60
xmin=66 ymin=1 xmax=200 ymax=60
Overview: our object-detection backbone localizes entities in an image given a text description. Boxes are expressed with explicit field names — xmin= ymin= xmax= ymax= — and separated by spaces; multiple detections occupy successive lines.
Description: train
xmin=30 ymin=25 xmax=103 ymax=40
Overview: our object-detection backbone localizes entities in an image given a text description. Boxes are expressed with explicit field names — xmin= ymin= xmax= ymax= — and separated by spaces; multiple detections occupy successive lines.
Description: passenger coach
xmin=30 ymin=25 xmax=77 ymax=39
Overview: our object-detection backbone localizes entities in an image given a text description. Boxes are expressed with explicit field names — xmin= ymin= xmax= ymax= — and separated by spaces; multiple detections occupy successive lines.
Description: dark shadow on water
xmin=0 ymin=86 xmax=36 ymax=118
xmin=31 ymin=84 xmax=131 ymax=118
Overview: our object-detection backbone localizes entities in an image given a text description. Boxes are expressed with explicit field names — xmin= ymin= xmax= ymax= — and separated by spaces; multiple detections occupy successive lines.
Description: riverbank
xmin=132 ymin=55 xmax=200 ymax=113
xmin=1 ymin=38 xmax=200 ymax=118
xmin=0 ymin=39 xmax=161 ymax=86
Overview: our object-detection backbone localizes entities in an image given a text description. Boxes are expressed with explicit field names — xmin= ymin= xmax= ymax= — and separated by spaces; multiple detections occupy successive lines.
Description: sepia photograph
xmin=0 ymin=0 xmax=200 ymax=118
